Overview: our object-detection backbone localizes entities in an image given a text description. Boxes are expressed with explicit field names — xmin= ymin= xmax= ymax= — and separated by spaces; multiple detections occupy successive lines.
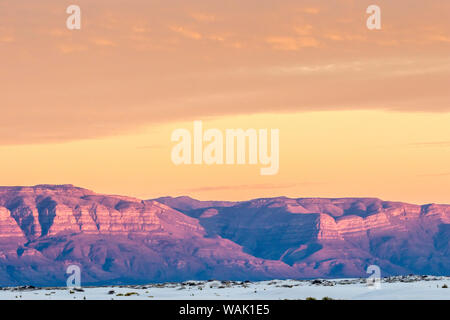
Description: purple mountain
xmin=0 ymin=185 xmax=448 ymax=286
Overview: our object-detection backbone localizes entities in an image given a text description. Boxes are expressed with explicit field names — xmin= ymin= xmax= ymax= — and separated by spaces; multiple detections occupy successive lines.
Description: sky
xmin=0 ymin=0 xmax=449 ymax=204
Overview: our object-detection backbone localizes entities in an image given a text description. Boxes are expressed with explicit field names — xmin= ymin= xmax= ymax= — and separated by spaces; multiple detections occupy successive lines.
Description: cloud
xmin=298 ymin=7 xmax=320 ymax=15
xmin=170 ymin=26 xmax=202 ymax=40
xmin=294 ymin=25 xmax=313 ymax=36
xmin=58 ymin=43 xmax=88 ymax=54
xmin=0 ymin=0 xmax=449 ymax=145
xmin=190 ymin=12 xmax=216 ymax=23
xmin=0 ymin=36 xmax=14 ymax=43
xmin=266 ymin=36 xmax=320 ymax=50
xmin=429 ymin=35 xmax=450 ymax=43
xmin=91 ymin=38 xmax=117 ymax=47
xmin=132 ymin=25 xmax=151 ymax=34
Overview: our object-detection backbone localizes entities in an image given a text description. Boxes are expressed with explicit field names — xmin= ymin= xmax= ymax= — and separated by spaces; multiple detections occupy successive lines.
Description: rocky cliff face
xmin=0 ymin=185 xmax=205 ymax=240
xmin=158 ymin=196 xmax=450 ymax=278
xmin=0 ymin=185 xmax=448 ymax=286
xmin=0 ymin=185 xmax=298 ymax=286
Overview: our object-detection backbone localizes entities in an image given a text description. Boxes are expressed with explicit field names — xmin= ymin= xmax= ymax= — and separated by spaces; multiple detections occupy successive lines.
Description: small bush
xmin=442 ymin=284 xmax=448 ymax=288
xmin=305 ymin=297 xmax=317 ymax=300
xmin=322 ymin=297 xmax=334 ymax=300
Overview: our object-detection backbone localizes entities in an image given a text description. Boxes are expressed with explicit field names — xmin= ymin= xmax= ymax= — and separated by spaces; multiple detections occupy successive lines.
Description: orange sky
xmin=0 ymin=0 xmax=449 ymax=204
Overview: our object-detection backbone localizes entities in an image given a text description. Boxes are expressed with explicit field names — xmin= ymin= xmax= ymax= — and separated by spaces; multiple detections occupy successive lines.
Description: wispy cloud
xmin=190 ymin=12 xmax=216 ymax=23
xmin=0 ymin=36 xmax=14 ymax=43
xmin=294 ymin=25 xmax=313 ymax=36
xmin=90 ymin=38 xmax=117 ymax=47
xmin=429 ymin=35 xmax=450 ymax=43
xmin=132 ymin=25 xmax=151 ymax=34
xmin=298 ymin=7 xmax=321 ymax=15
xmin=266 ymin=36 xmax=320 ymax=51
xmin=58 ymin=43 xmax=88 ymax=54
xmin=170 ymin=26 xmax=202 ymax=40
xmin=1 ymin=0 xmax=449 ymax=145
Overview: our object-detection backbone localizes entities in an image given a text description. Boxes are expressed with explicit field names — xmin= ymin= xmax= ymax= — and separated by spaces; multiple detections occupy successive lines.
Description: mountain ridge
xmin=0 ymin=184 xmax=448 ymax=286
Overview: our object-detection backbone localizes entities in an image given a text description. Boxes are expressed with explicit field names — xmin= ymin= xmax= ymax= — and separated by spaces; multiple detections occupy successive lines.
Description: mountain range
xmin=0 ymin=185 xmax=448 ymax=286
